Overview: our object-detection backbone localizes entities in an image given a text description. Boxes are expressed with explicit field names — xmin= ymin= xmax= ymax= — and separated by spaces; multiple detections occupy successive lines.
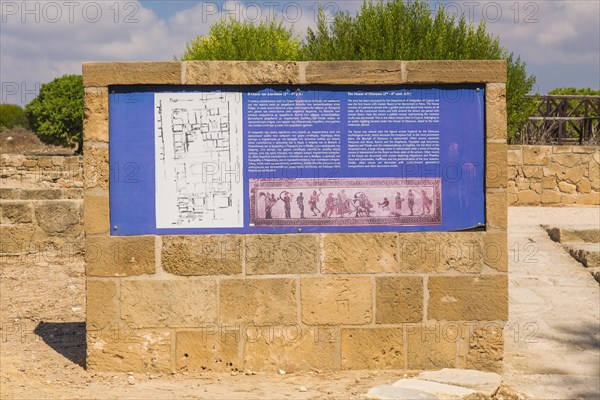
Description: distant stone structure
xmin=82 ymin=60 xmax=508 ymax=373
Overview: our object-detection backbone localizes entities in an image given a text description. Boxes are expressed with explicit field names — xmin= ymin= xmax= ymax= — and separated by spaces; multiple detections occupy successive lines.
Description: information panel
xmin=109 ymin=85 xmax=485 ymax=235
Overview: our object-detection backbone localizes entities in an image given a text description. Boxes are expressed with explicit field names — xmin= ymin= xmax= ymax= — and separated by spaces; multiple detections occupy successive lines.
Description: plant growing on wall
xmin=24 ymin=74 xmax=84 ymax=151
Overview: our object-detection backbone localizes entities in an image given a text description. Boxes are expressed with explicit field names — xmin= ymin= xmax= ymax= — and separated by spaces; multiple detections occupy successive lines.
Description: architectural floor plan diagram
xmin=155 ymin=92 xmax=243 ymax=228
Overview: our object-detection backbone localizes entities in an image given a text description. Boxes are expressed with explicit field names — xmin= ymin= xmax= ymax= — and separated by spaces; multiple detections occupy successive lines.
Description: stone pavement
xmin=503 ymin=207 xmax=600 ymax=399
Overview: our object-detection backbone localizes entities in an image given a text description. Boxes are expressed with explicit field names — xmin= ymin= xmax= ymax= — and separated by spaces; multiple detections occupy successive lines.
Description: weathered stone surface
xmin=186 ymin=61 xmax=299 ymax=84
xmin=301 ymin=277 xmax=372 ymax=325
xmin=246 ymin=234 xmax=317 ymax=274
xmin=576 ymin=192 xmax=600 ymax=205
xmin=363 ymin=386 xmax=437 ymax=400
xmin=523 ymin=146 xmax=552 ymax=166
xmin=541 ymin=176 xmax=557 ymax=189
xmin=341 ymin=328 xmax=403 ymax=369
xmin=406 ymin=323 xmax=458 ymax=369
xmin=83 ymin=62 xmax=181 ymax=86
xmin=589 ymin=160 xmax=600 ymax=190
xmin=558 ymin=181 xmax=577 ymax=194
xmin=507 ymin=148 xmax=522 ymax=166
xmin=391 ymin=379 xmax=475 ymax=398
xmin=83 ymin=194 xmax=109 ymax=234
xmin=522 ymin=165 xmax=543 ymax=179
xmin=86 ymin=279 xmax=118 ymax=329
xmin=541 ymin=190 xmax=561 ymax=204
xmin=405 ymin=60 xmax=506 ymax=83
xmin=376 ymin=276 xmax=423 ymax=324
xmin=486 ymin=192 xmax=507 ymax=229
xmin=305 ymin=61 xmax=403 ymax=84
xmin=162 ymin=235 xmax=242 ymax=276
xmin=482 ymin=230 xmax=508 ymax=272
xmin=83 ymin=145 xmax=109 ymax=190
xmin=121 ymin=280 xmax=217 ymax=328
xmin=563 ymin=164 xmax=587 ymax=184
xmin=530 ymin=182 xmax=542 ymax=195
xmin=86 ymin=236 xmax=155 ymax=276
xmin=553 ymin=153 xmax=581 ymax=168
xmin=35 ymin=201 xmax=82 ymax=235
xmin=322 ymin=233 xmax=398 ymax=273
xmin=84 ymin=88 xmax=108 ymax=142
xmin=220 ymin=278 xmax=296 ymax=325
xmin=399 ymin=232 xmax=484 ymax=274
xmin=486 ymin=142 xmax=507 ymax=189
xmin=428 ymin=275 xmax=508 ymax=321
xmin=517 ymin=190 xmax=540 ymax=205
xmin=417 ymin=368 xmax=502 ymax=396
xmin=466 ymin=323 xmax=504 ymax=373
xmin=176 ymin=331 xmax=240 ymax=372
xmin=560 ymin=194 xmax=577 ymax=205
xmin=244 ymin=326 xmax=336 ymax=372
xmin=577 ymin=179 xmax=592 ymax=194
xmin=486 ymin=84 xmax=507 ymax=139
xmin=0 ymin=225 xmax=35 ymax=253
xmin=87 ymin=329 xmax=171 ymax=372
xmin=0 ymin=202 xmax=33 ymax=224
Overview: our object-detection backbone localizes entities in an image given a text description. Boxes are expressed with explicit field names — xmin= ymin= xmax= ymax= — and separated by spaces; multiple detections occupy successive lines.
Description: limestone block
xmin=486 ymin=192 xmax=507 ymax=229
xmin=482 ymin=231 xmax=508 ymax=272
xmin=376 ymin=276 xmax=423 ymax=323
xmin=466 ymin=323 xmax=504 ymax=373
xmin=162 ymin=235 xmax=242 ymax=276
xmin=486 ymin=143 xmax=507 ymax=188
xmin=244 ymin=325 xmax=336 ymax=372
xmin=0 ymin=202 xmax=33 ymax=224
xmin=589 ymin=160 xmax=600 ymax=190
xmin=575 ymin=192 xmax=600 ymax=205
xmin=341 ymin=328 xmax=404 ymax=369
xmin=523 ymin=146 xmax=552 ymax=166
xmin=86 ymin=236 xmax=155 ymax=276
xmin=87 ymin=329 xmax=171 ymax=372
xmin=530 ymin=182 xmax=542 ymax=195
xmin=406 ymin=323 xmax=458 ymax=369
xmin=0 ymin=225 xmax=35 ymax=253
xmin=220 ymin=278 xmax=297 ymax=325
xmin=176 ymin=330 xmax=240 ymax=372
xmin=86 ymin=279 xmax=118 ymax=329
xmin=186 ymin=61 xmax=299 ymax=84
xmin=506 ymin=148 xmax=522 ymax=166
xmin=83 ymin=62 xmax=181 ymax=86
xmin=405 ymin=60 xmax=506 ymax=83
xmin=83 ymin=145 xmax=109 ymax=190
xmin=322 ymin=233 xmax=398 ymax=273
xmin=541 ymin=176 xmax=557 ymax=189
xmin=428 ymin=275 xmax=508 ymax=321
xmin=398 ymin=232 xmax=484 ymax=274
xmin=83 ymin=194 xmax=109 ymax=234
xmin=560 ymin=194 xmax=577 ymax=205
xmin=121 ymin=280 xmax=217 ymax=328
xmin=541 ymin=190 xmax=561 ymax=204
xmin=245 ymin=234 xmax=318 ymax=274
xmin=84 ymin=88 xmax=108 ymax=142
xmin=485 ymin=84 xmax=507 ymax=139
xmin=577 ymin=179 xmax=592 ymax=194
xmin=35 ymin=201 xmax=82 ymax=236
xmin=301 ymin=277 xmax=372 ymax=325
xmin=516 ymin=190 xmax=539 ymax=205
xmin=522 ymin=165 xmax=543 ymax=179
xmin=305 ymin=61 xmax=403 ymax=84
xmin=558 ymin=181 xmax=577 ymax=194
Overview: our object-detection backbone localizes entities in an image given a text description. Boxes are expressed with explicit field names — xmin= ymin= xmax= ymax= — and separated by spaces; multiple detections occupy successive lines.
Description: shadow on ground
xmin=34 ymin=321 xmax=86 ymax=367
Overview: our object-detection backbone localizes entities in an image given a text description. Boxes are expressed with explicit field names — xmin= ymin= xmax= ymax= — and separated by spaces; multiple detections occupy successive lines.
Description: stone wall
xmin=508 ymin=145 xmax=600 ymax=206
xmin=0 ymin=155 xmax=84 ymax=259
xmin=83 ymin=61 xmax=508 ymax=373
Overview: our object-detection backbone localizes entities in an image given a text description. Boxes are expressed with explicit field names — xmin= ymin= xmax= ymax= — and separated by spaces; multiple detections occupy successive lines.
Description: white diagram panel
xmin=155 ymin=92 xmax=243 ymax=228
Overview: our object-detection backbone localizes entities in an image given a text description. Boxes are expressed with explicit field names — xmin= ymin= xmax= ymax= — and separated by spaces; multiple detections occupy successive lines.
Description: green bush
xmin=25 ymin=74 xmax=84 ymax=150
xmin=548 ymin=88 xmax=600 ymax=96
xmin=303 ymin=0 xmax=536 ymax=141
xmin=0 ymin=104 xmax=29 ymax=130
xmin=181 ymin=18 xmax=301 ymax=61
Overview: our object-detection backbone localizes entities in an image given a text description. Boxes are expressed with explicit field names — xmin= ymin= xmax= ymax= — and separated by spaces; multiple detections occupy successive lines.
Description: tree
xmin=24 ymin=74 xmax=84 ymax=150
xmin=181 ymin=18 xmax=301 ymax=61
xmin=548 ymin=88 xmax=600 ymax=96
xmin=303 ymin=0 xmax=536 ymax=141
xmin=0 ymin=104 xmax=29 ymax=130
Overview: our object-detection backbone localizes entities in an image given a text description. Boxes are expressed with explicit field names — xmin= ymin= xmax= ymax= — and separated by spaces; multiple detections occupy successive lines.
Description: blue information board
xmin=109 ymin=85 xmax=485 ymax=235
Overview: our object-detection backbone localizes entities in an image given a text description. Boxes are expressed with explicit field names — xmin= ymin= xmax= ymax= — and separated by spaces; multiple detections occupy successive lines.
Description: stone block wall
xmin=0 ymin=155 xmax=84 ymax=259
xmin=508 ymin=145 xmax=600 ymax=206
xmin=83 ymin=61 xmax=508 ymax=373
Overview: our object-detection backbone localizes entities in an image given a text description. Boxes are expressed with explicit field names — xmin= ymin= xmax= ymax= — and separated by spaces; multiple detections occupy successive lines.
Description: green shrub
xmin=24 ymin=74 xmax=84 ymax=150
xmin=0 ymin=104 xmax=29 ymax=130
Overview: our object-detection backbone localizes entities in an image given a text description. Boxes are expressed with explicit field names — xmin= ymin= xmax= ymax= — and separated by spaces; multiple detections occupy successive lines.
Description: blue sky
xmin=1 ymin=1 xmax=598 ymax=106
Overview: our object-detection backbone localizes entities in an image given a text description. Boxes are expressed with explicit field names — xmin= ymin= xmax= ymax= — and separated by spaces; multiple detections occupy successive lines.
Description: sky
xmin=1 ymin=0 xmax=598 ymax=106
